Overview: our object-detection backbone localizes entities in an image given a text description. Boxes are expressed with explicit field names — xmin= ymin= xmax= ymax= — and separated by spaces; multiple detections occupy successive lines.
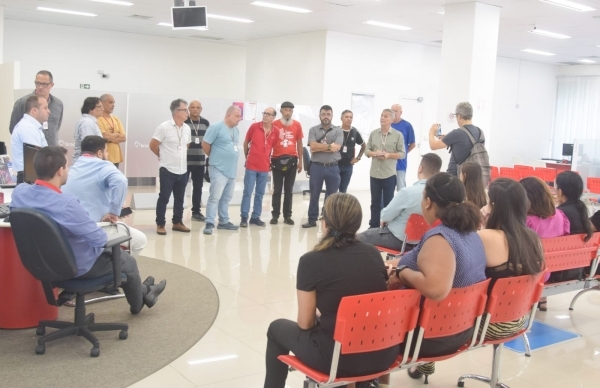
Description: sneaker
xmin=172 ymin=222 xmax=191 ymax=233
xmin=192 ymin=213 xmax=206 ymax=222
xmin=249 ymin=218 xmax=266 ymax=227
xmin=203 ymin=223 xmax=214 ymax=235
xmin=284 ymin=217 xmax=294 ymax=225
xmin=302 ymin=220 xmax=317 ymax=228
xmin=217 ymin=222 xmax=240 ymax=230
xmin=240 ymin=218 xmax=248 ymax=227
xmin=270 ymin=218 xmax=278 ymax=225
xmin=156 ymin=225 xmax=166 ymax=235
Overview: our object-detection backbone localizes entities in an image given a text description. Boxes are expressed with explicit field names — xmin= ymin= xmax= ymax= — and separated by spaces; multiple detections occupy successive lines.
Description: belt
xmin=312 ymin=162 xmax=338 ymax=167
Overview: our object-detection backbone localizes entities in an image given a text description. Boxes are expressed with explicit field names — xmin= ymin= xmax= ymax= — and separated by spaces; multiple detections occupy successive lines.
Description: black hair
xmin=556 ymin=171 xmax=593 ymax=242
xmin=320 ymin=105 xmax=333 ymax=112
xmin=81 ymin=135 xmax=108 ymax=155
xmin=33 ymin=146 xmax=67 ymax=180
xmin=420 ymin=153 xmax=442 ymax=175
xmin=25 ymin=95 xmax=42 ymax=113
xmin=37 ymin=70 xmax=53 ymax=83
xmin=81 ymin=97 xmax=101 ymax=115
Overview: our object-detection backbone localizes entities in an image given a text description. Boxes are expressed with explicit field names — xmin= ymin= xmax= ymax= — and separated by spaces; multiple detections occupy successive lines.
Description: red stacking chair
xmin=498 ymin=167 xmax=519 ymax=180
xmin=278 ymin=290 xmax=421 ymax=388
xmin=586 ymin=177 xmax=600 ymax=208
xmin=514 ymin=165 xmax=534 ymax=179
xmin=406 ymin=279 xmax=490 ymax=384
xmin=376 ymin=215 xmax=438 ymax=260
xmin=534 ymin=167 xmax=557 ymax=184
xmin=457 ymin=273 xmax=544 ymax=388
xmin=490 ymin=166 xmax=499 ymax=182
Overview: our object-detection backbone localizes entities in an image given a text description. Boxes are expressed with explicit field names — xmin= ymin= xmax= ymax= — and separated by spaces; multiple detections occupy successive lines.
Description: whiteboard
xmin=351 ymin=93 xmax=374 ymax=139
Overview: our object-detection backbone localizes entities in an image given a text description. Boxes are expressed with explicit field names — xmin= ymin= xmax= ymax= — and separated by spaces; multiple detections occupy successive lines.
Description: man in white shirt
xmin=150 ymin=99 xmax=192 ymax=235
xmin=11 ymin=95 xmax=50 ymax=184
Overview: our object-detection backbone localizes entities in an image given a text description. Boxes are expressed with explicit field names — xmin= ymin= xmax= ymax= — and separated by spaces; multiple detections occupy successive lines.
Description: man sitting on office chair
xmin=62 ymin=135 xmax=147 ymax=256
xmin=10 ymin=146 xmax=165 ymax=314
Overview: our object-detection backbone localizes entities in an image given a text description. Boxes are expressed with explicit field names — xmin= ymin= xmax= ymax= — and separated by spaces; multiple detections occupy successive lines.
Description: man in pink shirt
xmin=240 ymin=107 xmax=280 ymax=227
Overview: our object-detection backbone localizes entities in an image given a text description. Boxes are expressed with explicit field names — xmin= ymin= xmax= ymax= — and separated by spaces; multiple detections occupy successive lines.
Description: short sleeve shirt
xmin=308 ymin=125 xmax=343 ymax=164
xmin=366 ymin=128 xmax=405 ymax=179
xmin=152 ymin=119 xmax=191 ymax=175
xmin=97 ymin=115 xmax=125 ymax=164
xmin=185 ymin=117 xmax=210 ymax=166
xmin=245 ymin=122 xmax=280 ymax=172
xmin=442 ymin=125 xmax=483 ymax=176
xmin=271 ymin=120 xmax=303 ymax=158
xmin=203 ymin=120 xmax=240 ymax=179
xmin=391 ymin=120 xmax=415 ymax=171
xmin=339 ymin=128 xmax=364 ymax=166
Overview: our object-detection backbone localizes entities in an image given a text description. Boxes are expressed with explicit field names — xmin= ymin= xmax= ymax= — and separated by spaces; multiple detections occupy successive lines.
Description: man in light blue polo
xmin=10 ymin=95 xmax=50 ymax=184
xmin=201 ymin=106 xmax=242 ymax=235
xmin=358 ymin=153 xmax=441 ymax=250
xmin=391 ymin=104 xmax=416 ymax=191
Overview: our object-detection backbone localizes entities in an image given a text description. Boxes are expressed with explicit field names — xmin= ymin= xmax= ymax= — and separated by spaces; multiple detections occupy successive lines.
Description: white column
xmin=438 ymin=2 xmax=501 ymax=140
xmin=0 ymin=6 xmax=4 ymax=63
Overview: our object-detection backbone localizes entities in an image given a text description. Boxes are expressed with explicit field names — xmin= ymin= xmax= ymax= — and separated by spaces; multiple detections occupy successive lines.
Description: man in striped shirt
xmin=185 ymin=100 xmax=210 ymax=221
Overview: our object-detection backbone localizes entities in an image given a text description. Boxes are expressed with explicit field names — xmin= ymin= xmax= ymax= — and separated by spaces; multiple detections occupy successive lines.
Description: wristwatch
xmin=395 ymin=265 xmax=408 ymax=277
xmin=327 ymin=144 xmax=331 ymax=151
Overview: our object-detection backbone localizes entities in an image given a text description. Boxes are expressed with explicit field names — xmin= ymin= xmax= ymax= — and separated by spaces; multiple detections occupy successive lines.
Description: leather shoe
xmin=270 ymin=218 xmax=278 ymax=225
xmin=302 ymin=220 xmax=317 ymax=228
xmin=143 ymin=280 xmax=166 ymax=308
xmin=284 ymin=217 xmax=294 ymax=225
xmin=172 ymin=222 xmax=190 ymax=233
xmin=143 ymin=276 xmax=155 ymax=287
xmin=157 ymin=225 xmax=167 ymax=235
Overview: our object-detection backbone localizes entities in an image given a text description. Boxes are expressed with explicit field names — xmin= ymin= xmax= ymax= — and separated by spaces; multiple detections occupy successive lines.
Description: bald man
xmin=185 ymin=100 xmax=210 ymax=221
xmin=201 ymin=106 xmax=243 ymax=235
xmin=98 ymin=94 xmax=126 ymax=168
xmin=391 ymin=104 xmax=415 ymax=190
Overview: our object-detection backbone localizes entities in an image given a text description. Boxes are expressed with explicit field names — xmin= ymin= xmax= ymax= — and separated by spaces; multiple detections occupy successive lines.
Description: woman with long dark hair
xmin=459 ymin=161 xmax=487 ymax=209
xmin=264 ymin=193 xmax=397 ymax=388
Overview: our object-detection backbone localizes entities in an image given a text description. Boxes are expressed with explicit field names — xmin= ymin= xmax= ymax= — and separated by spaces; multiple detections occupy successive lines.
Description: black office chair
xmin=10 ymin=208 xmax=131 ymax=357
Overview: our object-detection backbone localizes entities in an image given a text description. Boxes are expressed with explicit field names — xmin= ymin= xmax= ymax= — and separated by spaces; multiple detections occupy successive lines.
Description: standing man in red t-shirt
xmin=240 ymin=107 xmax=280 ymax=227
xmin=270 ymin=101 xmax=304 ymax=225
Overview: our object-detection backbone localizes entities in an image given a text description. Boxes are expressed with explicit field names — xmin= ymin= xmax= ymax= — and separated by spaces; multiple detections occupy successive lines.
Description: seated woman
xmin=520 ymin=176 xmax=569 ymax=310
xmin=460 ymin=161 xmax=487 ymax=210
xmin=263 ymin=193 xmax=398 ymax=388
xmin=479 ymin=178 xmax=545 ymax=339
xmin=383 ymin=172 xmax=487 ymax=385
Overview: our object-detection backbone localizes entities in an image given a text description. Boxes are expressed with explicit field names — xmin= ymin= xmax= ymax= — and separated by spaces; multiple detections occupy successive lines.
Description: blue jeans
xmin=308 ymin=163 xmax=341 ymax=221
xmin=338 ymin=164 xmax=353 ymax=193
xmin=370 ymin=175 xmax=396 ymax=228
xmin=241 ymin=169 xmax=269 ymax=220
xmin=205 ymin=166 xmax=236 ymax=225
xmin=396 ymin=170 xmax=406 ymax=191
xmin=156 ymin=167 xmax=189 ymax=226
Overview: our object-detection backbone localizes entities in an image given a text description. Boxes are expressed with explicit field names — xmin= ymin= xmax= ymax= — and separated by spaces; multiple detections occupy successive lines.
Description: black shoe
xmin=407 ymin=367 xmax=423 ymax=381
xmin=284 ymin=217 xmax=294 ymax=225
xmin=192 ymin=213 xmax=206 ymax=222
xmin=249 ymin=218 xmax=266 ymax=226
xmin=270 ymin=218 xmax=278 ymax=225
xmin=143 ymin=276 xmax=155 ymax=287
xmin=302 ymin=220 xmax=317 ymax=228
xmin=143 ymin=280 xmax=166 ymax=308
xmin=240 ymin=218 xmax=248 ymax=227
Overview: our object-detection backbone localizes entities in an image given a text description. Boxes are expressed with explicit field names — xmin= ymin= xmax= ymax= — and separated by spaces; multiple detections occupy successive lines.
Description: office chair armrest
xmin=104 ymin=236 xmax=132 ymax=289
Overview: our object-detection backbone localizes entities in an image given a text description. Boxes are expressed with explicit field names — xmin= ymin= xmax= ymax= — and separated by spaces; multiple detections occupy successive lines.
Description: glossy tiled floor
xmin=121 ymin=189 xmax=600 ymax=388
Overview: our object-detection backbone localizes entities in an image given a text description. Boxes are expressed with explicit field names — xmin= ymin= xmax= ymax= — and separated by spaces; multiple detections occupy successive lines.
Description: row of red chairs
xmin=280 ymin=274 xmax=543 ymax=388
xmin=375 ymin=214 xmax=433 ymax=259
xmin=490 ymin=165 xmax=558 ymax=183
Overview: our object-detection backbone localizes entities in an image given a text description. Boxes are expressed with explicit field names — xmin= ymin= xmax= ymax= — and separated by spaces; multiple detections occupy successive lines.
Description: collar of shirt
xmin=23 ymin=114 xmax=43 ymax=130
xmin=378 ymin=127 xmax=393 ymax=134
xmin=35 ymin=180 xmax=62 ymax=193
xmin=414 ymin=179 xmax=427 ymax=186
xmin=30 ymin=92 xmax=53 ymax=105
xmin=82 ymin=114 xmax=98 ymax=123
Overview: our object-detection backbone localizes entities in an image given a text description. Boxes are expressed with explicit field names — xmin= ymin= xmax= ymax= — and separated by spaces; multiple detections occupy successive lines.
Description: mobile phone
xmin=436 ymin=124 xmax=442 ymax=137
xmin=120 ymin=207 xmax=133 ymax=217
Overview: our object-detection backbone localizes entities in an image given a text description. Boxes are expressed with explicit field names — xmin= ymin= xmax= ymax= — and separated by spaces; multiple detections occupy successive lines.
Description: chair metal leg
xmin=569 ymin=286 xmax=600 ymax=310
xmin=85 ymin=293 xmax=126 ymax=305
xmin=522 ymin=333 xmax=532 ymax=357
xmin=457 ymin=374 xmax=491 ymax=387
xmin=39 ymin=319 xmax=72 ymax=330
xmin=457 ymin=345 xmax=506 ymax=388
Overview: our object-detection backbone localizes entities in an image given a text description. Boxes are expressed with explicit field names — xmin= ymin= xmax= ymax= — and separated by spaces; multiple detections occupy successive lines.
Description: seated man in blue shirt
xmin=62 ymin=135 xmax=147 ymax=256
xmin=357 ymin=153 xmax=442 ymax=250
xmin=10 ymin=146 xmax=165 ymax=314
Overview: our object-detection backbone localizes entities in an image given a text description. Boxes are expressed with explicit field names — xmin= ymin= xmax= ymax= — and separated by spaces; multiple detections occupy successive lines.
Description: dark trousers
xmin=369 ymin=175 xmax=396 ymax=228
xmin=79 ymin=250 xmax=145 ymax=314
xmin=114 ymin=163 xmax=119 ymax=169
xmin=187 ymin=164 xmax=205 ymax=214
xmin=16 ymin=171 xmax=24 ymax=184
xmin=156 ymin=167 xmax=189 ymax=226
xmin=271 ymin=167 xmax=297 ymax=219
xmin=265 ymin=319 xmax=333 ymax=388
xmin=338 ymin=164 xmax=353 ymax=193
xmin=309 ymin=163 xmax=341 ymax=221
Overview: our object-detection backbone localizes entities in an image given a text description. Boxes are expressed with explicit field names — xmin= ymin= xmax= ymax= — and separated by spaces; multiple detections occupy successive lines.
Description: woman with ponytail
xmin=264 ymin=193 xmax=398 ymax=388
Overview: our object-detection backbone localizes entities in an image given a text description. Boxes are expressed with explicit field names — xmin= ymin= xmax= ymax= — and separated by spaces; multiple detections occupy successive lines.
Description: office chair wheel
xmin=119 ymin=330 xmax=128 ymax=340
xmin=35 ymin=344 xmax=45 ymax=355
xmin=36 ymin=326 xmax=46 ymax=336
xmin=90 ymin=347 xmax=100 ymax=357
xmin=457 ymin=382 xmax=465 ymax=387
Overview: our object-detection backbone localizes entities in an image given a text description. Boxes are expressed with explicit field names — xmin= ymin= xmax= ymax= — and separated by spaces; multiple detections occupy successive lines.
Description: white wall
xmin=557 ymin=65 xmax=600 ymax=76
xmin=245 ymin=31 xmax=327 ymax=106
xmin=3 ymin=20 xmax=246 ymax=99
xmin=0 ymin=62 xmax=20 ymax=148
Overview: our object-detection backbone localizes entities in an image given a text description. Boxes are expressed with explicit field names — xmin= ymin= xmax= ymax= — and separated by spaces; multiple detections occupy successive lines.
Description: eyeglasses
xmin=262 ymin=112 xmax=275 ymax=116
xmin=34 ymin=81 xmax=52 ymax=88
xmin=176 ymin=108 xmax=189 ymax=112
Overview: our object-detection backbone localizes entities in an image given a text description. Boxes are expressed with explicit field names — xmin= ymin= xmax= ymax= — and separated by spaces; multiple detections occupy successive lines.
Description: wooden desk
xmin=545 ymin=162 xmax=572 ymax=173
xmin=0 ymin=222 xmax=58 ymax=329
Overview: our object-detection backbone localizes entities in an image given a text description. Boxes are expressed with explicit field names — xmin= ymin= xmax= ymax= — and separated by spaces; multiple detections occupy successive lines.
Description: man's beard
xmin=280 ymin=116 xmax=292 ymax=126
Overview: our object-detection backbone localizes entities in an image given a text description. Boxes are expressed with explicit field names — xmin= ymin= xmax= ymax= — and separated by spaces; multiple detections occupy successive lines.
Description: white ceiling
xmin=2 ymin=0 xmax=600 ymax=65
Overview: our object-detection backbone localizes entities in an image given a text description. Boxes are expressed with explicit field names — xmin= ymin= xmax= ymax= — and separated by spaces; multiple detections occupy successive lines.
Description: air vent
xmin=558 ymin=62 xmax=582 ymax=65
xmin=129 ymin=15 xmax=153 ymax=20
xmin=321 ymin=2 xmax=353 ymax=6
xmin=431 ymin=40 xmax=442 ymax=43
xmin=584 ymin=55 xmax=600 ymax=58
xmin=189 ymin=35 xmax=224 ymax=40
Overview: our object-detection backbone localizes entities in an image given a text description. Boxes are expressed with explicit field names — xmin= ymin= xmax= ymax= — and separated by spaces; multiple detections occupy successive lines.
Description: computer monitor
xmin=23 ymin=143 xmax=41 ymax=184
xmin=562 ymin=143 xmax=574 ymax=157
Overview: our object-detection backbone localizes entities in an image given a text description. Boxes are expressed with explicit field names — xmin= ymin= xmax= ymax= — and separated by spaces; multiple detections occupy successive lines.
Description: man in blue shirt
xmin=391 ymin=104 xmax=416 ymax=191
xmin=10 ymin=95 xmax=49 ymax=183
xmin=73 ymin=97 xmax=103 ymax=163
xmin=62 ymin=136 xmax=147 ymax=256
xmin=10 ymin=146 xmax=165 ymax=314
xmin=201 ymin=106 xmax=242 ymax=235
xmin=357 ymin=153 xmax=441 ymax=250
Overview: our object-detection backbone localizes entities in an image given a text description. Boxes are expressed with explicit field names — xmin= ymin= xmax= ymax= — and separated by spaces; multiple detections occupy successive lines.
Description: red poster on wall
xmin=233 ymin=102 xmax=244 ymax=118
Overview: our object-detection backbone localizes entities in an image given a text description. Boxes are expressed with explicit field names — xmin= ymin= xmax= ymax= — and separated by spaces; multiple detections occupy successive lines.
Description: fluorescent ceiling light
xmin=521 ymin=48 xmax=556 ymax=56
xmin=438 ymin=11 xmax=445 ymax=15
xmin=207 ymin=14 xmax=254 ymax=23
xmin=539 ymin=0 xmax=596 ymax=12
xmin=363 ymin=21 xmax=412 ymax=31
xmin=578 ymin=59 xmax=596 ymax=63
xmin=37 ymin=7 xmax=97 ymax=17
xmin=528 ymin=29 xmax=571 ymax=39
xmin=158 ymin=22 xmax=208 ymax=30
xmin=251 ymin=1 xmax=312 ymax=13
xmin=89 ymin=0 xmax=134 ymax=5
xmin=187 ymin=354 xmax=238 ymax=365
